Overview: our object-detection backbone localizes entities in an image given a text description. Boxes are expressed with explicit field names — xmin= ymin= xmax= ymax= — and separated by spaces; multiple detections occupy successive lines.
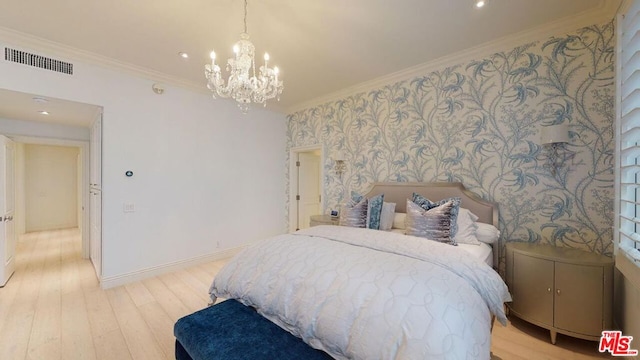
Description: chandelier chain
xmin=243 ymin=0 xmax=248 ymax=34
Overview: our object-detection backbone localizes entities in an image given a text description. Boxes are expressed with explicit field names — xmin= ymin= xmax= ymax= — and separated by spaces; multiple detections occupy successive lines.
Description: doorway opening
xmin=0 ymin=89 xmax=102 ymax=286
xmin=289 ymin=145 xmax=323 ymax=232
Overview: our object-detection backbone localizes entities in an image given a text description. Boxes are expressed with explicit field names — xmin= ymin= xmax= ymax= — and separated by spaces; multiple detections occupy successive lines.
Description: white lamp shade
xmin=334 ymin=150 xmax=346 ymax=161
xmin=540 ymin=124 xmax=569 ymax=144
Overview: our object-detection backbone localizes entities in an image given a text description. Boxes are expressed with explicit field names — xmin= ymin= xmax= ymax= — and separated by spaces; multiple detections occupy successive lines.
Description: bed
xmin=175 ymin=182 xmax=511 ymax=360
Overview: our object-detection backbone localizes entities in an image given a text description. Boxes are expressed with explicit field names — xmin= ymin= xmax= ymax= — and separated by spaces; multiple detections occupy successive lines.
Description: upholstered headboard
xmin=363 ymin=182 xmax=498 ymax=226
xmin=363 ymin=182 xmax=500 ymax=267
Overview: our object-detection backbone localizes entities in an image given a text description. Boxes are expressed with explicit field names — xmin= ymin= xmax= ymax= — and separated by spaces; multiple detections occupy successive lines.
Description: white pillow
xmin=379 ymin=202 xmax=397 ymax=230
xmin=464 ymin=208 xmax=479 ymax=222
xmin=392 ymin=212 xmax=406 ymax=230
xmin=476 ymin=223 xmax=500 ymax=244
xmin=453 ymin=208 xmax=481 ymax=245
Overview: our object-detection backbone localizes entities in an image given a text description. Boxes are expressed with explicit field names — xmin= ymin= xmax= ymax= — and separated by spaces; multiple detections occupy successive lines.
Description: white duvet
xmin=210 ymin=225 xmax=511 ymax=360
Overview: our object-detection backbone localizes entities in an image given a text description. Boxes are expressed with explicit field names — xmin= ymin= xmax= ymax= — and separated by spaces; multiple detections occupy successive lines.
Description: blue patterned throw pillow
xmin=366 ymin=193 xmax=384 ymax=230
xmin=411 ymin=193 xmax=461 ymax=237
xmin=343 ymin=191 xmax=384 ymax=230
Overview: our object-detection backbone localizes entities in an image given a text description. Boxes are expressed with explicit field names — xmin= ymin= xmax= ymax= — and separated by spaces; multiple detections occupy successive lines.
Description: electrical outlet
xmin=123 ymin=202 xmax=135 ymax=213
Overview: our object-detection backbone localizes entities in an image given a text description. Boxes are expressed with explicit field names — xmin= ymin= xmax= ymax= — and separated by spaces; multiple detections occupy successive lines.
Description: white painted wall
xmin=0 ymin=40 xmax=287 ymax=282
xmin=24 ymin=144 xmax=79 ymax=232
xmin=14 ymin=142 xmax=25 ymax=236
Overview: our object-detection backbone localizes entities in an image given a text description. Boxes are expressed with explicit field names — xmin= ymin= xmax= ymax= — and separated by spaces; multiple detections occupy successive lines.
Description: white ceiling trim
xmin=0 ymin=26 xmax=207 ymax=95
xmin=285 ymin=0 xmax=618 ymax=114
xmin=0 ymin=0 xmax=619 ymax=116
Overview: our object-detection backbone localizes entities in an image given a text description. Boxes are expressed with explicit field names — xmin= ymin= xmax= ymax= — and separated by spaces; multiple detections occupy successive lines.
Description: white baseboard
xmin=99 ymin=246 xmax=246 ymax=289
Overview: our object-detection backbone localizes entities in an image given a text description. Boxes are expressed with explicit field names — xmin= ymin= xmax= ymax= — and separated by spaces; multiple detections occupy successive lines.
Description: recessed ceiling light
xmin=179 ymin=52 xmax=189 ymax=59
xmin=38 ymin=111 xmax=49 ymax=115
xmin=475 ymin=0 xmax=487 ymax=8
xmin=32 ymin=97 xmax=49 ymax=103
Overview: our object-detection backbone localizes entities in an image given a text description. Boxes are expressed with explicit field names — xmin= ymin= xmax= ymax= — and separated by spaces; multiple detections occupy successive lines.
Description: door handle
xmin=3 ymin=215 xmax=13 ymax=222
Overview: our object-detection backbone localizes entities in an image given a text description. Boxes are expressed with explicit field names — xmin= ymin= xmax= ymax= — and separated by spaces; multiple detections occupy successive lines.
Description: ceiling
xmin=0 ymin=89 xmax=101 ymax=127
xmin=0 ymin=0 xmax=617 ymax=123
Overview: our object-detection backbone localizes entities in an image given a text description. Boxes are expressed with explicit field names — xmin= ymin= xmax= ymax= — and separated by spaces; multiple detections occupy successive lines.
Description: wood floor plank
xmin=61 ymin=289 xmax=97 ymax=360
xmin=106 ymin=286 xmax=166 ymax=360
xmin=60 ymin=258 xmax=80 ymax=295
xmin=171 ymin=268 xmax=212 ymax=303
xmin=0 ymin=300 xmax=36 ymax=360
xmin=78 ymin=260 xmax=100 ymax=289
xmin=197 ymin=261 xmax=223 ymax=277
xmin=141 ymin=277 xmax=191 ymax=322
xmin=93 ymin=329 xmax=133 ymax=360
xmin=184 ymin=265 xmax=214 ymax=288
xmin=26 ymin=230 xmax=62 ymax=360
xmin=137 ymin=301 xmax=176 ymax=360
xmin=158 ymin=272 xmax=209 ymax=312
xmin=83 ymin=287 xmax=121 ymax=336
xmin=491 ymin=317 xmax=610 ymax=359
xmin=124 ymin=281 xmax=155 ymax=307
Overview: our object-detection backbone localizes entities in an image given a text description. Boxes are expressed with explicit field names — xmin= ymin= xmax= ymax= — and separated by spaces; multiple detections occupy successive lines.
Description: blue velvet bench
xmin=174 ymin=299 xmax=333 ymax=360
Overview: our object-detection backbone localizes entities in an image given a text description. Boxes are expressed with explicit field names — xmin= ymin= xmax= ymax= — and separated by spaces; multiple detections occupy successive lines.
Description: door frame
xmin=289 ymin=145 xmax=324 ymax=233
xmin=11 ymin=135 xmax=91 ymax=258
xmin=0 ymin=135 xmax=16 ymax=286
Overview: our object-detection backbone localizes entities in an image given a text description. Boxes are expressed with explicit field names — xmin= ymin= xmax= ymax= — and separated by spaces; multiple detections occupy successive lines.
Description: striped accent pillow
xmin=339 ymin=197 xmax=368 ymax=228
xmin=405 ymin=199 xmax=457 ymax=245
xmin=411 ymin=193 xmax=461 ymax=237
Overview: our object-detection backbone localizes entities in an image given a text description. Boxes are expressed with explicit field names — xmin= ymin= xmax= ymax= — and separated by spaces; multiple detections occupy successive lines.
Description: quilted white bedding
xmin=209 ymin=225 xmax=512 ymax=360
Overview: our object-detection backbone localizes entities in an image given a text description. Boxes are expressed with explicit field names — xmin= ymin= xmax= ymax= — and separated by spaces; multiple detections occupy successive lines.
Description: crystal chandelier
xmin=204 ymin=0 xmax=283 ymax=113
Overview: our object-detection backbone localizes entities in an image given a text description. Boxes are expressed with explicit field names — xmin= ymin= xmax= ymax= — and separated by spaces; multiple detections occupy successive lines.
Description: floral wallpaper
xmin=286 ymin=22 xmax=615 ymax=264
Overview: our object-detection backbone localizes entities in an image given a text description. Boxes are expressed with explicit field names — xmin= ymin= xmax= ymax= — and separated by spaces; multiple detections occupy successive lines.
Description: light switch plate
xmin=123 ymin=202 xmax=135 ymax=213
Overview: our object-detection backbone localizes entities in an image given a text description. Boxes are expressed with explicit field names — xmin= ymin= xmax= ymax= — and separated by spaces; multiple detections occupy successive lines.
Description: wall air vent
xmin=4 ymin=47 xmax=73 ymax=75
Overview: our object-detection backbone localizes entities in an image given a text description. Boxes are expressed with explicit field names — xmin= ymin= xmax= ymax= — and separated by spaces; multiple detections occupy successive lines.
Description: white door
xmin=0 ymin=135 xmax=16 ymax=286
xmin=297 ymin=152 xmax=321 ymax=230
xmin=89 ymin=115 xmax=102 ymax=278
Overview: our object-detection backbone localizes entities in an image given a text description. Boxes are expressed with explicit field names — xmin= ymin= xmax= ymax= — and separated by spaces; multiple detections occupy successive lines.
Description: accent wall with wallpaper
xmin=286 ymin=21 xmax=615 ymax=263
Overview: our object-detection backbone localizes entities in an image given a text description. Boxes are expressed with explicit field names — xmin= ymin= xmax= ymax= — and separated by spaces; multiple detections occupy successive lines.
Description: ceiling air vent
xmin=4 ymin=47 xmax=73 ymax=75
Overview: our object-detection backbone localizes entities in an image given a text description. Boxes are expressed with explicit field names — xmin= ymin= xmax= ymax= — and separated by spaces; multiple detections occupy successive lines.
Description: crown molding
xmin=0 ymin=26 xmax=207 ymax=95
xmin=0 ymin=1 xmax=619 ymax=117
xmin=0 ymin=26 xmax=291 ymax=114
xmin=285 ymin=0 xmax=618 ymax=115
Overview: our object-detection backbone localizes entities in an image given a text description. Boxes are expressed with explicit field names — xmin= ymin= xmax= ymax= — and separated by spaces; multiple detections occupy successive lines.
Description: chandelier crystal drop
xmin=204 ymin=0 xmax=283 ymax=113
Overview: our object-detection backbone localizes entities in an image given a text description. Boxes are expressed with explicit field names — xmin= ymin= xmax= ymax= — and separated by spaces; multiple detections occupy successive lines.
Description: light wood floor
xmin=0 ymin=229 xmax=611 ymax=360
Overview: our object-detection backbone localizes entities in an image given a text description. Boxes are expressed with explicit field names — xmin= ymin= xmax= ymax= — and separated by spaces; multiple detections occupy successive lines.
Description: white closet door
xmin=0 ymin=134 xmax=16 ymax=286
